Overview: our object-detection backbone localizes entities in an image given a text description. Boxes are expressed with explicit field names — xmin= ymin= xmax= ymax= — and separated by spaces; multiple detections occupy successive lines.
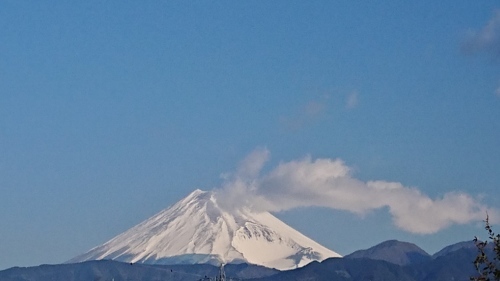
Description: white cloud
xmin=215 ymin=149 xmax=499 ymax=234
xmin=462 ymin=10 xmax=500 ymax=58
xmin=496 ymin=85 xmax=500 ymax=97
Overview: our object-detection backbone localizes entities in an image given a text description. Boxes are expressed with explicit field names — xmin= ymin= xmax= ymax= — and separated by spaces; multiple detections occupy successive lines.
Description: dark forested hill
xmin=344 ymin=240 xmax=431 ymax=266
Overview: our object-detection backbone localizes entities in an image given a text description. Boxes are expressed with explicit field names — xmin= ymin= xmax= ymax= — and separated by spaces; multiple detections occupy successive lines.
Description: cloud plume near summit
xmin=215 ymin=148 xmax=499 ymax=234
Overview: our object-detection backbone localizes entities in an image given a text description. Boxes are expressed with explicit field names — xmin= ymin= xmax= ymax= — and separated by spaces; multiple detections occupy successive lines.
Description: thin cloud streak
xmin=279 ymin=98 xmax=329 ymax=131
xmin=346 ymin=91 xmax=359 ymax=109
xmin=215 ymin=148 xmax=499 ymax=234
xmin=462 ymin=9 xmax=500 ymax=58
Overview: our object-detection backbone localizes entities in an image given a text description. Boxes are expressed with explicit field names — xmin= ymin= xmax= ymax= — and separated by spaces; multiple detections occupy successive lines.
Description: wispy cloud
xmin=462 ymin=10 xmax=500 ymax=58
xmin=345 ymin=91 xmax=359 ymax=109
xmin=462 ymin=10 xmax=500 ymax=97
xmin=279 ymin=98 xmax=329 ymax=131
xmin=215 ymin=148 xmax=499 ymax=234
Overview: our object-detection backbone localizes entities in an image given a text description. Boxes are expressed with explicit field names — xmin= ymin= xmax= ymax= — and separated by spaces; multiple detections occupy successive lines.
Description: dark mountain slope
xmin=250 ymin=257 xmax=417 ymax=281
xmin=432 ymin=240 xmax=479 ymax=258
xmin=345 ymin=240 xmax=431 ymax=265
xmin=412 ymin=247 xmax=479 ymax=281
xmin=0 ymin=240 xmax=490 ymax=281
xmin=0 ymin=260 xmax=278 ymax=281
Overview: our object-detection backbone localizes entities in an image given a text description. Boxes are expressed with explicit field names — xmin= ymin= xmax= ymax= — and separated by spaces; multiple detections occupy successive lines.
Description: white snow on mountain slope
xmin=69 ymin=189 xmax=341 ymax=270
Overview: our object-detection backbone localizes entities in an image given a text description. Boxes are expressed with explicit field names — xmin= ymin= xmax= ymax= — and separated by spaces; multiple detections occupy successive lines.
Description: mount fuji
xmin=70 ymin=189 xmax=341 ymax=270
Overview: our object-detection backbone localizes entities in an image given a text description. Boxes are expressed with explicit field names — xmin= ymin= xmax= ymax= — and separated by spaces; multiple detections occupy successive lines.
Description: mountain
xmin=70 ymin=189 xmax=340 ymax=270
xmin=2 ymin=240 xmax=483 ymax=281
xmin=432 ymin=241 xmax=477 ymax=258
xmin=345 ymin=240 xmax=431 ymax=265
xmin=413 ymin=246 xmax=480 ymax=281
xmin=253 ymin=240 xmax=481 ymax=281
xmin=250 ymin=258 xmax=417 ymax=281
xmin=0 ymin=260 xmax=279 ymax=281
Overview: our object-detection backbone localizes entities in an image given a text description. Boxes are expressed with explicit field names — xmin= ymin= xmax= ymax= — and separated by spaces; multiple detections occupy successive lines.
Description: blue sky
xmin=1 ymin=1 xmax=500 ymax=270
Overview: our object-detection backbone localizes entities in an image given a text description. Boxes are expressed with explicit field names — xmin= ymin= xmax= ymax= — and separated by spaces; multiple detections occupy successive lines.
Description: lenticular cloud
xmin=215 ymin=148 xmax=498 ymax=234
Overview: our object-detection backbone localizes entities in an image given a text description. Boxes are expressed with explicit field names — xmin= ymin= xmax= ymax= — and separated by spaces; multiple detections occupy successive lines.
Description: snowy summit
xmin=70 ymin=189 xmax=341 ymax=270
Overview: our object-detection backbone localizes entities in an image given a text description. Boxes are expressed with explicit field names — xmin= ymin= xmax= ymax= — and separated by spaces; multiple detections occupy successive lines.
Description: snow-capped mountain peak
xmin=70 ymin=189 xmax=341 ymax=270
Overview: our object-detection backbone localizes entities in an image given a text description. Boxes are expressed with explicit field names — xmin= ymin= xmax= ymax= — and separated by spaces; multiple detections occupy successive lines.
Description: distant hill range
xmin=1 ymin=239 xmax=491 ymax=281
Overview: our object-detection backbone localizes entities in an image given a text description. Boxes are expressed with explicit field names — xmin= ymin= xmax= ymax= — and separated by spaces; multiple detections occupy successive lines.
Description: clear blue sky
xmin=1 ymin=1 xmax=499 ymax=270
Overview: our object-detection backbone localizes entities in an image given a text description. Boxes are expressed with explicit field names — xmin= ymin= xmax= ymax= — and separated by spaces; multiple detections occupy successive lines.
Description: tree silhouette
xmin=471 ymin=215 xmax=500 ymax=281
